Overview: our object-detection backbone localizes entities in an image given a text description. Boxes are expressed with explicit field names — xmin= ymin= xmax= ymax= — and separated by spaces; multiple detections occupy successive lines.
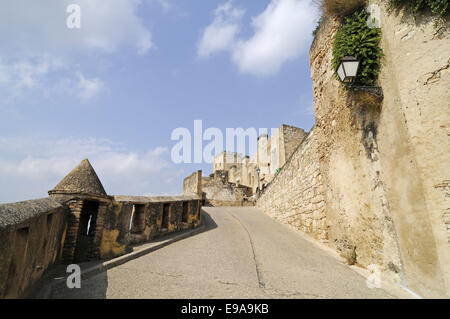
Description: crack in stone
xmin=116 ymin=267 xmax=183 ymax=279
xmin=226 ymin=210 xmax=266 ymax=289
xmin=216 ymin=278 xmax=327 ymax=298
xmin=424 ymin=59 xmax=450 ymax=85
xmin=263 ymin=288 xmax=326 ymax=299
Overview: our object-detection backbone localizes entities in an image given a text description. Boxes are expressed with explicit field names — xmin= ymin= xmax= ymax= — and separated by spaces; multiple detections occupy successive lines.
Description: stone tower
xmin=49 ymin=159 xmax=110 ymax=263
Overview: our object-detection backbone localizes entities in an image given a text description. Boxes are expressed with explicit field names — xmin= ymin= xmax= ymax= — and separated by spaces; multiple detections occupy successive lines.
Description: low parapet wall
xmin=0 ymin=194 xmax=202 ymax=298
xmin=0 ymin=198 xmax=67 ymax=298
xmin=105 ymin=195 xmax=202 ymax=259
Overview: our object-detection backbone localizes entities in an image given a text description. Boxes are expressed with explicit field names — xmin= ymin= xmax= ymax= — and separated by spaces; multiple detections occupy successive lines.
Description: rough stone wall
xmin=202 ymin=170 xmax=253 ymax=206
xmin=257 ymin=130 xmax=327 ymax=241
xmin=100 ymin=201 xmax=133 ymax=259
xmin=307 ymin=15 xmax=403 ymax=278
xmin=0 ymin=194 xmax=202 ymax=298
xmin=370 ymin=0 xmax=450 ymax=297
xmin=257 ymin=2 xmax=449 ymax=298
xmin=183 ymin=170 xmax=202 ymax=196
xmin=103 ymin=195 xmax=203 ymax=256
xmin=279 ymin=124 xmax=307 ymax=168
xmin=0 ymin=198 xmax=67 ymax=298
xmin=213 ymin=151 xmax=243 ymax=173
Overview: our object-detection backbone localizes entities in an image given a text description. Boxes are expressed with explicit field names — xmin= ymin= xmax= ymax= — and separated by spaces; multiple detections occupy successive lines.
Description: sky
xmin=0 ymin=0 xmax=319 ymax=203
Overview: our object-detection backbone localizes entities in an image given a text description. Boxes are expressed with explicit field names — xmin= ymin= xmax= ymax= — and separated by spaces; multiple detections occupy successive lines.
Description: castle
xmin=1 ymin=0 xmax=449 ymax=299
xmin=0 ymin=159 xmax=202 ymax=298
xmin=182 ymin=1 xmax=450 ymax=298
xmin=192 ymin=124 xmax=307 ymax=206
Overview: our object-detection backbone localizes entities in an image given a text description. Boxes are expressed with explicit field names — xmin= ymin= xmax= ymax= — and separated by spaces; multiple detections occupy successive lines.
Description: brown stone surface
xmin=182 ymin=170 xmax=202 ymax=196
xmin=257 ymin=2 xmax=450 ymax=298
xmin=0 ymin=160 xmax=203 ymax=298
xmin=49 ymin=159 xmax=107 ymax=197
xmin=0 ymin=198 xmax=67 ymax=298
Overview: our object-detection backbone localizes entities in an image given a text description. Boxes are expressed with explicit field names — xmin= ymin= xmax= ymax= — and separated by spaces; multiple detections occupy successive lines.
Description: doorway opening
xmin=130 ymin=204 xmax=145 ymax=233
xmin=162 ymin=203 xmax=170 ymax=229
xmin=182 ymin=202 xmax=189 ymax=223
xmin=74 ymin=200 xmax=99 ymax=262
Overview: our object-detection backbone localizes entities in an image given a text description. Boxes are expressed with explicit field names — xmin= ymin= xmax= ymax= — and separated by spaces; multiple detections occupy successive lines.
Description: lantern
xmin=336 ymin=56 xmax=360 ymax=83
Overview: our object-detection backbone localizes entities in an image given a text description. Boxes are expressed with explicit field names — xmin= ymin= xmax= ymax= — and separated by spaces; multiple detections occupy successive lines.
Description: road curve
xmin=51 ymin=207 xmax=395 ymax=298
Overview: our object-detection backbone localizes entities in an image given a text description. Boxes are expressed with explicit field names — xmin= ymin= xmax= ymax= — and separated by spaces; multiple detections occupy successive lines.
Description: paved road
xmin=51 ymin=207 xmax=395 ymax=298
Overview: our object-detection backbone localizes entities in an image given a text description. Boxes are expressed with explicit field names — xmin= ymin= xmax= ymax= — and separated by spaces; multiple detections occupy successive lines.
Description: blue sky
xmin=0 ymin=0 xmax=319 ymax=203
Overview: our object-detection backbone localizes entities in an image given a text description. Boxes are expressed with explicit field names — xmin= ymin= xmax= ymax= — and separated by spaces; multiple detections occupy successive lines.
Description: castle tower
xmin=49 ymin=159 xmax=110 ymax=263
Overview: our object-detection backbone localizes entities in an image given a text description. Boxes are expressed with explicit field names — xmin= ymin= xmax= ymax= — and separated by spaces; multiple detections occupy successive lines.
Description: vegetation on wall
xmin=312 ymin=17 xmax=323 ymax=37
xmin=390 ymin=0 xmax=449 ymax=17
xmin=332 ymin=9 xmax=383 ymax=86
xmin=315 ymin=0 xmax=367 ymax=18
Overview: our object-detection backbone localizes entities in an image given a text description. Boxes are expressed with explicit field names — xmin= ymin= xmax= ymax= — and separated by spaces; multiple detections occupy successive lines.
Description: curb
xmin=41 ymin=224 xmax=206 ymax=299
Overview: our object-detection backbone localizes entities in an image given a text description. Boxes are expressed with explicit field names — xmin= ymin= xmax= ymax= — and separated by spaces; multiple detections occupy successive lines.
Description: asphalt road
xmin=51 ymin=207 xmax=395 ymax=298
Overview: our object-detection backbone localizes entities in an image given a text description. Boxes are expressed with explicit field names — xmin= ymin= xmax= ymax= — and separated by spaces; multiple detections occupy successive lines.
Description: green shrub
xmin=390 ymin=0 xmax=449 ymax=17
xmin=332 ymin=9 xmax=383 ymax=86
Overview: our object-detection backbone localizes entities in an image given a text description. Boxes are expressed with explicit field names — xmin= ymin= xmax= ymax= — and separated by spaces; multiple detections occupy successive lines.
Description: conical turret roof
xmin=49 ymin=159 xmax=107 ymax=196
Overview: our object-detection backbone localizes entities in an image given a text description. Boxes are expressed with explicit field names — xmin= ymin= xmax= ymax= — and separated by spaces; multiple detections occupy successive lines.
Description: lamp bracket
xmin=349 ymin=85 xmax=383 ymax=99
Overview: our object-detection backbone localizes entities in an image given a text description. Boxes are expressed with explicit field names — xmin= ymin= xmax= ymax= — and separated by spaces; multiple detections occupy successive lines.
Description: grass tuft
xmin=315 ymin=0 xmax=367 ymax=18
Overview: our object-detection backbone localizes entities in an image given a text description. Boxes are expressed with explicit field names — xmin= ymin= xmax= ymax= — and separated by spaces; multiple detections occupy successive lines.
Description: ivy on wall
xmin=390 ymin=0 xmax=449 ymax=17
xmin=332 ymin=9 xmax=383 ymax=86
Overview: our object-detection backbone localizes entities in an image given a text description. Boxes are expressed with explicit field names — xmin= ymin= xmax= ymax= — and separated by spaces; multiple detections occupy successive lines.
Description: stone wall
xmin=0 ymin=194 xmax=202 ymax=298
xmin=367 ymin=0 xmax=450 ymax=297
xmin=0 ymin=158 xmax=204 ymax=298
xmin=278 ymin=124 xmax=307 ymax=168
xmin=182 ymin=170 xmax=202 ymax=196
xmin=257 ymin=130 xmax=327 ymax=240
xmin=202 ymin=170 xmax=253 ymax=206
xmin=257 ymin=1 xmax=450 ymax=298
xmin=102 ymin=195 xmax=202 ymax=259
xmin=0 ymin=198 xmax=67 ymax=298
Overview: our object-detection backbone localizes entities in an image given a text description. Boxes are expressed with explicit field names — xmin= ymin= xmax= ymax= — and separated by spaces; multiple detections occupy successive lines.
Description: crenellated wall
xmin=109 ymin=195 xmax=202 ymax=252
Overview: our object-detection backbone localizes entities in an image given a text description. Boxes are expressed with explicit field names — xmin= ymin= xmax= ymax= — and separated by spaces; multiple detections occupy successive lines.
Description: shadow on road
xmin=200 ymin=209 xmax=218 ymax=232
xmin=43 ymin=209 xmax=218 ymax=299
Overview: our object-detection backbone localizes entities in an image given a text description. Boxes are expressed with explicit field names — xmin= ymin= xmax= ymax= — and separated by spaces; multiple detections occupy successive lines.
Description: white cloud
xmin=151 ymin=0 xmax=174 ymax=13
xmin=197 ymin=0 xmax=245 ymax=57
xmin=0 ymin=0 xmax=153 ymax=102
xmin=199 ymin=0 xmax=318 ymax=76
xmin=0 ymin=0 xmax=152 ymax=56
xmin=77 ymin=73 xmax=105 ymax=100
xmin=0 ymin=136 xmax=183 ymax=203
